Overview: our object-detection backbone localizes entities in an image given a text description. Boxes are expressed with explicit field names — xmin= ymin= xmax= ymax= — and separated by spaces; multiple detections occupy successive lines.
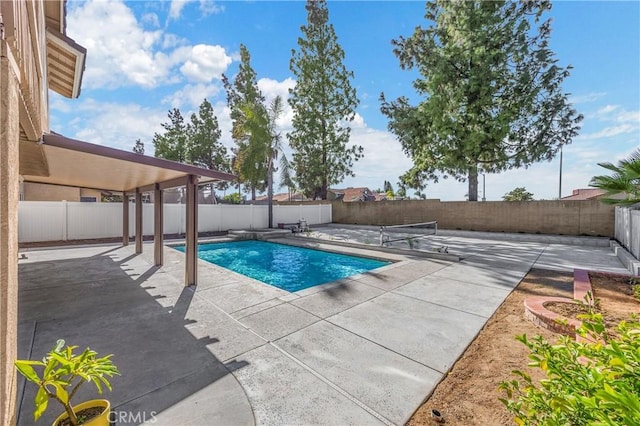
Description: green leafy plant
xmin=628 ymin=276 xmax=640 ymax=301
xmin=502 ymin=187 xmax=535 ymax=202
xmin=15 ymin=339 xmax=120 ymax=425
xmin=222 ymin=192 xmax=242 ymax=204
xmin=499 ymin=314 xmax=640 ymax=425
xmin=590 ymin=148 xmax=640 ymax=205
xmin=579 ymin=290 xmax=600 ymax=315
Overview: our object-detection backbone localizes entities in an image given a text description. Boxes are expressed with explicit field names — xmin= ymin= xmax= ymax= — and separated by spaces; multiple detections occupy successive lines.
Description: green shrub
xmin=222 ymin=193 xmax=243 ymax=204
xmin=499 ymin=314 xmax=640 ymax=425
xmin=15 ymin=340 xmax=119 ymax=425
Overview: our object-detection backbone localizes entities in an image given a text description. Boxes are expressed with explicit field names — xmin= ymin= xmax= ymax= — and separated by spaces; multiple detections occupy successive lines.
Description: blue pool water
xmin=176 ymin=240 xmax=389 ymax=292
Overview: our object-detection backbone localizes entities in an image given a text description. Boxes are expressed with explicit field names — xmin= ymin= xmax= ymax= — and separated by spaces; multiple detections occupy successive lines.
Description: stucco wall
xmin=332 ymin=199 xmax=615 ymax=237
xmin=23 ymin=182 xmax=102 ymax=202
xmin=1 ymin=54 xmax=20 ymax=426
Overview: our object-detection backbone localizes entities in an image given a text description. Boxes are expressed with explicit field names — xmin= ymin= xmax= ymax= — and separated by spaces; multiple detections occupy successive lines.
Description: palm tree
xmin=234 ymin=96 xmax=292 ymax=227
xmin=590 ymin=148 xmax=640 ymax=206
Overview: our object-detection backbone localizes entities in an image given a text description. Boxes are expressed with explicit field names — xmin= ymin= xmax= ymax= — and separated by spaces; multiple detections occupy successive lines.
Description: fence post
xmin=61 ymin=200 xmax=68 ymax=241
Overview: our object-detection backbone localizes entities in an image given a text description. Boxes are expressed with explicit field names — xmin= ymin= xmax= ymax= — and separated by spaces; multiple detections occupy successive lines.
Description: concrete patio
xmin=16 ymin=229 xmax=629 ymax=425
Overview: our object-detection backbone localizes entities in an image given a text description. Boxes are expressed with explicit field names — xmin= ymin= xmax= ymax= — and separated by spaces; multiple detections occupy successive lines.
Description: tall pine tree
xmin=153 ymin=108 xmax=189 ymax=163
xmin=133 ymin=139 xmax=145 ymax=154
xmin=223 ymin=44 xmax=266 ymax=200
xmin=288 ymin=0 xmax=362 ymax=200
xmin=189 ymin=99 xmax=231 ymax=191
xmin=153 ymin=100 xmax=231 ymax=198
xmin=380 ymin=0 xmax=582 ymax=201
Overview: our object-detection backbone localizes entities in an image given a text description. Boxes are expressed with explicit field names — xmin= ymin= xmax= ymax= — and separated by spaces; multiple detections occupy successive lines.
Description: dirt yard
xmin=407 ymin=268 xmax=640 ymax=426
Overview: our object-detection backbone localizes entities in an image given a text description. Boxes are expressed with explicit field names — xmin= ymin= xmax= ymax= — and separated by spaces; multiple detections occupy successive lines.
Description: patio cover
xmin=19 ymin=132 xmax=236 ymax=286
xmin=20 ymin=132 xmax=235 ymax=192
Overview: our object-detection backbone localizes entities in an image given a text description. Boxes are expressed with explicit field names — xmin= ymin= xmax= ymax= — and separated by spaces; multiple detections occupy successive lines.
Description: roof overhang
xmin=46 ymin=28 xmax=86 ymax=98
xmin=20 ymin=133 xmax=236 ymax=193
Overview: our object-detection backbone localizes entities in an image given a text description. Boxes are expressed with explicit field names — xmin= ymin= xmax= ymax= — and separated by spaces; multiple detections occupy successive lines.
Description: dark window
xmin=80 ymin=197 xmax=97 ymax=202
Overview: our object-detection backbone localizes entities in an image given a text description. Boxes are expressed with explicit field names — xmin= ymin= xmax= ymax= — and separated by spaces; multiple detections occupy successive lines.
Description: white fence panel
xmin=631 ymin=211 xmax=640 ymax=259
xmin=18 ymin=202 xmax=65 ymax=242
xmin=18 ymin=201 xmax=332 ymax=242
xmin=615 ymin=207 xmax=640 ymax=260
xmin=199 ymin=204 xmax=223 ymax=232
xmin=67 ymin=202 xmax=122 ymax=239
xmin=273 ymin=204 xmax=331 ymax=226
xmin=217 ymin=205 xmax=257 ymax=230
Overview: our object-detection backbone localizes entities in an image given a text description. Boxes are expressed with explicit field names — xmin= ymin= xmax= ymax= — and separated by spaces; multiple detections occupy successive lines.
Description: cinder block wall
xmin=331 ymin=199 xmax=615 ymax=237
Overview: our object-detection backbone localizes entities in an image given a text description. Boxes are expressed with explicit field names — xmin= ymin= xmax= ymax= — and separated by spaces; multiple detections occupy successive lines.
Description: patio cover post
xmin=135 ymin=189 xmax=143 ymax=254
xmin=122 ymin=193 xmax=129 ymax=246
xmin=154 ymin=185 xmax=163 ymax=266
xmin=185 ymin=174 xmax=198 ymax=286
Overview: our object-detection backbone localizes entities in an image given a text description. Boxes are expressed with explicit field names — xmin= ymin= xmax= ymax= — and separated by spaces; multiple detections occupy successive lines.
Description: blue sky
xmin=52 ymin=0 xmax=639 ymax=200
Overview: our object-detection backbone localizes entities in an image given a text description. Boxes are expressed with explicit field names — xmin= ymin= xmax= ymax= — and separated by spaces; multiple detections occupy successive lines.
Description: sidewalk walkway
xmin=17 ymin=232 xmax=628 ymax=425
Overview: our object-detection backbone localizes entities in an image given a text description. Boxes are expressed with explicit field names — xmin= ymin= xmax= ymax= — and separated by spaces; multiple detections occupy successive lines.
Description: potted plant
xmin=15 ymin=339 xmax=120 ymax=426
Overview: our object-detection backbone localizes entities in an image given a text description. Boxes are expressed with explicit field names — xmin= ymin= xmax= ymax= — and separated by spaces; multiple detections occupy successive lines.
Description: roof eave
xmin=46 ymin=29 xmax=87 ymax=99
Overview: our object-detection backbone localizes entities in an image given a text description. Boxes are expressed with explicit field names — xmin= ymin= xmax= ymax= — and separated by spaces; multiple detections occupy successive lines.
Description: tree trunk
xmin=468 ymin=166 xmax=478 ymax=201
xmin=251 ymin=187 xmax=256 ymax=201
xmin=267 ymin=164 xmax=274 ymax=228
xmin=210 ymin=183 xmax=217 ymax=204
xmin=320 ymin=179 xmax=328 ymax=200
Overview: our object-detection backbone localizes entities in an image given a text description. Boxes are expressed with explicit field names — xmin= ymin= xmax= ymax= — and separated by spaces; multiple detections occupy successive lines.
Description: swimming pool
xmin=175 ymin=240 xmax=390 ymax=292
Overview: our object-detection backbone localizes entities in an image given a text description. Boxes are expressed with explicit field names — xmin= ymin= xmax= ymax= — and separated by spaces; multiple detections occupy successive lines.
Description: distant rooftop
xmin=561 ymin=188 xmax=606 ymax=201
xmin=255 ymin=192 xmax=306 ymax=202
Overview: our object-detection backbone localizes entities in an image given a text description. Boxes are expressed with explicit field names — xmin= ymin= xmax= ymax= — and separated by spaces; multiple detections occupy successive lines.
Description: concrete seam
xmin=529 ymin=243 xmax=550 ymax=270
xmin=387 ymin=290 xmax=493 ymax=320
xmin=425 ymin=271 xmax=525 ymax=292
xmin=268 ymin=341 xmax=395 ymax=426
xmin=320 ymin=317 xmax=446 ymax=375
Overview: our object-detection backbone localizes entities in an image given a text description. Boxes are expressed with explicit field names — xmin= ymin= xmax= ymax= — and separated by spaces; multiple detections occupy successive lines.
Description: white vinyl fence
xmin=18 ymin=201 xmax=331 ymax=243
xmin=615 ymin=206 xmax=640 ymax=260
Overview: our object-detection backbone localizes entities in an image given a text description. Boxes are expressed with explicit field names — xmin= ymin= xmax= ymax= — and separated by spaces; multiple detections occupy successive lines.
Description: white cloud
xmin=167 ymin=0 xmax=223 ymax=21
xmin=258 ymin=77 xmax=296 ymax=129
xmin=162 ymin=33 xmax=187 ymax=49
xmin=53 ymin=99 xmax=167 ymax=151
xmin=595 ymin=104 xmax=618 ymax=116
xmin=345 ymin=127 xmax=413 ymax=188
xmin=141 ymin=12 xmax=160 ymax=28
xmin=351 ymin=113 xmax=366 ymax=129
xmin=67 ymin=0 xmax=168 ymax=88
xmin=569 ymin=92 xmax=607 ymax=104
xmin=615 ymin=110 xmax=640 ymax=123
xmin=66 ymin=0 xmax=233 ymax=90
xmin=200 ymin=0 xmax=224 ymax=15
xmin=168 ymin=0 xmax=191 ymax=20
xmin=49 ymin=93 xmax=72 ymax=113
xmin=180 ymin=45 xmax=233 ymax=83
xmin=162 ymin=83 xmax=222 ymax=109
xmin=579 ymin=124 xmax=638 ymax=140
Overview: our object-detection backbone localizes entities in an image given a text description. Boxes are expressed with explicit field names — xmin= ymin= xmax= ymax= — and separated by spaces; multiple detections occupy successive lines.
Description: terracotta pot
xmin=52 ymin=399 xmax=110 ymax=426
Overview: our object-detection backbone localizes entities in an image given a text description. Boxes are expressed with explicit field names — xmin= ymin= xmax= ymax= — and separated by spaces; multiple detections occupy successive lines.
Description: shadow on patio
xmin=16 ymin=245 xmax=254 ymax=426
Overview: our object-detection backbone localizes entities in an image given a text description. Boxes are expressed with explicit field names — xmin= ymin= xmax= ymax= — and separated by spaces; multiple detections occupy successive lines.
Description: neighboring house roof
xmin=255 ymin=192 xmax=306 ymax=202
xmin=374 ymin=193 xmax=387 ymax=201
xmin=330 ymin=187 xmax=376 ymax=202
xmin=561 ymin=189 xmax=607 ymax=200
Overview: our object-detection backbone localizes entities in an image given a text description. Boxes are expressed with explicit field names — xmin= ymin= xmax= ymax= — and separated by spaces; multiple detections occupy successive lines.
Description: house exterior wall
xmin=332 ymin=199 xmax=615 ymax=237
xmin=1 ymin=1 xmax=53 ymax=423
xmin=0 ymin=42 xmax=21 ymax=426
xmin=22 ymin=182 xmax=102 ymax=202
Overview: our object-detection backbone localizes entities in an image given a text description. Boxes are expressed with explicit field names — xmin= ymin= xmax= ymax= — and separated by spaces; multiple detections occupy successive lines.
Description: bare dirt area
xmin=407 ymin=268 xmax=640 ymax=426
